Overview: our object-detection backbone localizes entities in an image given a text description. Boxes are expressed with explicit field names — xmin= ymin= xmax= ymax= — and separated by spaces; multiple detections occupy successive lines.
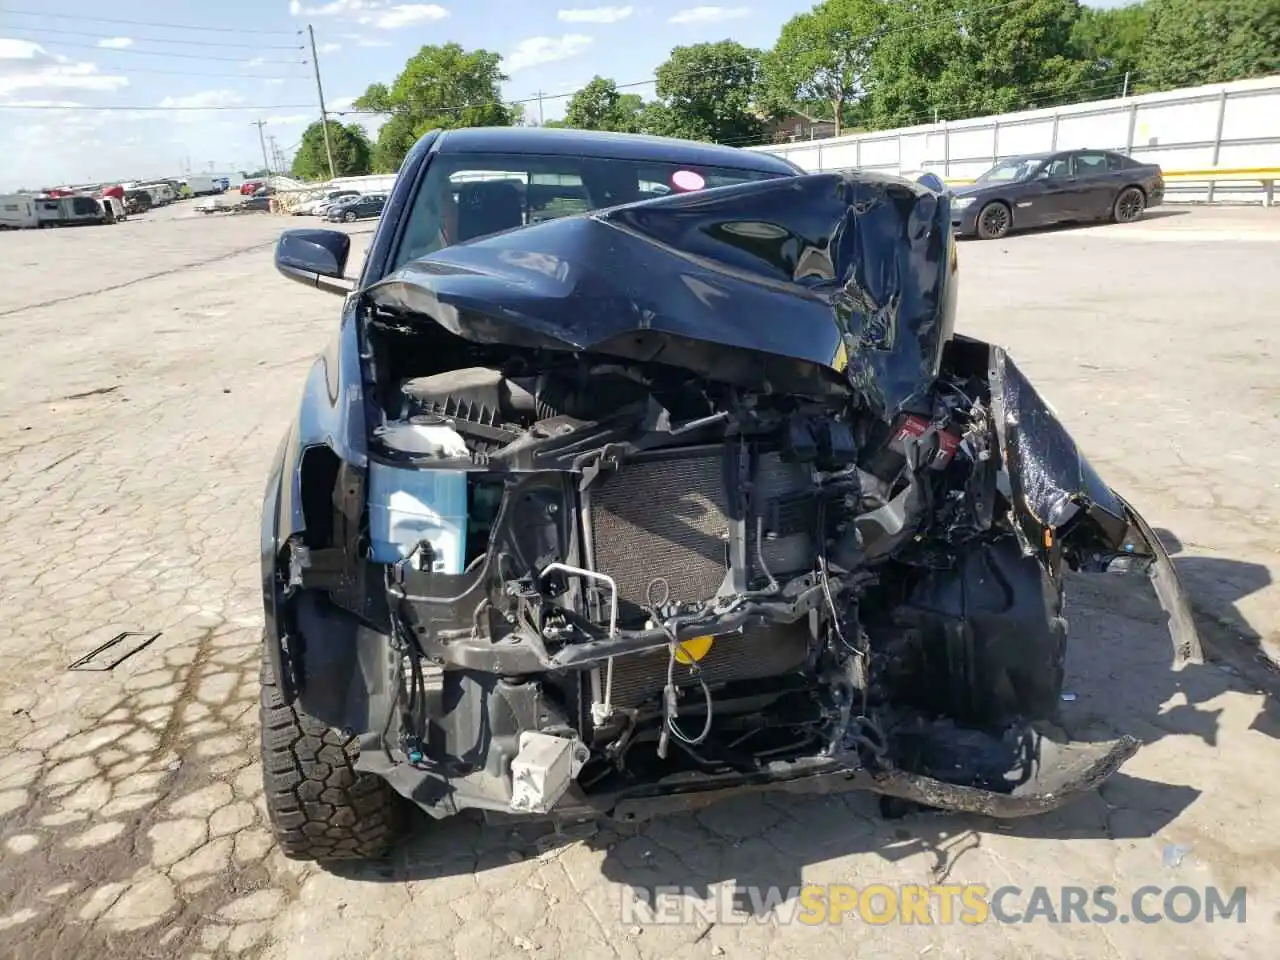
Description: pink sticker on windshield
xmin=671 ymin=169 xmax=706 ymax=192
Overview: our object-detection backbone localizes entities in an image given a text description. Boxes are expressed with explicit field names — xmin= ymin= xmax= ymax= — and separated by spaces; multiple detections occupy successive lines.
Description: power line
xmin=0 ymin=24 xmax=304 ymax=50
xmin=8 ymin=38 xmax=306 ymax=63
xmin=0 ymin=6 xmax=299 ymax=35
xmin=79 ymin=65 xmax=310 ymax=80
xmin=330 ymin=2 xmax=1050 ymax=121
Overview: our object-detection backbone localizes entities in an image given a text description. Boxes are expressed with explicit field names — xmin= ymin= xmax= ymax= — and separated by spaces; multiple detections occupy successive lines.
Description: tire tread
xmin=258 ymin=640 xmax=404 ymax=861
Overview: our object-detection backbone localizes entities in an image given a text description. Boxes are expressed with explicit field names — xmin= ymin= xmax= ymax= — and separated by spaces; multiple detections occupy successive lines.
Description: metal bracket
xmin=540 ymin=562 xmax=618 ymax=725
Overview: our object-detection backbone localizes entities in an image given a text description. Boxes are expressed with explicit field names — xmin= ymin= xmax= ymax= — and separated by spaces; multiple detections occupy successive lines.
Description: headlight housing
xmin=951 ymin=197 xmax=977 ymax=210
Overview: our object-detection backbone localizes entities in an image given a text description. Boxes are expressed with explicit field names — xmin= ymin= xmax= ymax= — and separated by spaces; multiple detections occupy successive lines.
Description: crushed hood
xmin=366 ymin=172 xmax=958 ymax=417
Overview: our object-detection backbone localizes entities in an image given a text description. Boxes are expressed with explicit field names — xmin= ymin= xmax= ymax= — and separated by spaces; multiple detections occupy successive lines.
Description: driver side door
xmin=1023 ymin=155 xmax=1076 ymax=225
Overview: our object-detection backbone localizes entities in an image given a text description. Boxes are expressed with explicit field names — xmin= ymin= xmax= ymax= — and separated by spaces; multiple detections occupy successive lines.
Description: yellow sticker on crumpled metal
xmin=832 ymin=340 xmax=849 ymax=373
xmin=674 ymin=635 xmax=714 ymax=664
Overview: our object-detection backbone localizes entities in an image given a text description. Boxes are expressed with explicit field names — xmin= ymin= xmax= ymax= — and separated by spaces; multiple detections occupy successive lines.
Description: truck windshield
xmin=391 ymin=152 xmax=786 ymax=270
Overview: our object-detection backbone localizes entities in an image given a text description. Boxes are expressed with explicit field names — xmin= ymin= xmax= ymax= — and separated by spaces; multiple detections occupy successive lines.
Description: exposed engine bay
xmin=278 ymin=172 xmax=1200 ymax=822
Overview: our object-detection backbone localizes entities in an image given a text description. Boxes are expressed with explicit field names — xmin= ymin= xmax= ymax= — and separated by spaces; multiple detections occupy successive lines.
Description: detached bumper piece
xmin=357 ymin=714 xmax=1139 ymax=822
xmin=608 ymin=733 xmax=1140 ymax=822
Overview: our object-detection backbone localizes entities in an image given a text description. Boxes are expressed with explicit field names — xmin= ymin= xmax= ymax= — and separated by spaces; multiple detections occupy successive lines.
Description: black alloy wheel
xmin=1114 ymin=187 xmax=1145 ymax=223
xmin=977 ymin=202 xmax=1011 ymax=240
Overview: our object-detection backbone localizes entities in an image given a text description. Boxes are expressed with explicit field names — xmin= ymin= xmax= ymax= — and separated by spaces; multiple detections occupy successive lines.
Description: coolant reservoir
xmin=367 ymin=463 xmax=468 ymax=573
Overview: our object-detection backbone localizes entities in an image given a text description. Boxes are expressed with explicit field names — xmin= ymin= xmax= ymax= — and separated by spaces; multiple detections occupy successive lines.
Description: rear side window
xmin=1106 ymin=153 xmax=1135 ymax=170
xmin=392 ymin=152 xmax=784 ymax=270
xmin=1075 ymin=152 xmax=1109 ymax=175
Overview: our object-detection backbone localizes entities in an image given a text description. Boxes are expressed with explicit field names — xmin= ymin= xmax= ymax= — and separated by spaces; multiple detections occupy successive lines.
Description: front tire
xmin=259 ymin=641 xmax=405 ymax=861
xmin=343 ymin=210 xmax=357 ymax=223
xmin=976 ymin=201 xmax=1012 ymax=240
xmin=1113 ymin=187 xmax=1145 ymax=223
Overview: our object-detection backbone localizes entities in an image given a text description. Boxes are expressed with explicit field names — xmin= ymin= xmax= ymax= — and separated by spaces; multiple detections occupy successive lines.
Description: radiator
xmin=587 ymin=449 xmax=817 ymax=709
xmin=607 ymin=622 xmax=811 ymax=709
xmin=588 ymin=451 xmax=730 ymax=609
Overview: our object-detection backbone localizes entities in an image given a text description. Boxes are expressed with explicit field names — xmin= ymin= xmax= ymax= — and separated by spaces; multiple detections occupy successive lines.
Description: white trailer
xmin=0 ymin=195 xmax=39 ymax=229
xmin=182 ymin=175 xmax=219 ymax=197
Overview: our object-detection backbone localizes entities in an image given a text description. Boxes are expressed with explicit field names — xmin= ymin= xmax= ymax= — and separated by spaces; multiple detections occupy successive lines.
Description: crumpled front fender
xmin=987 ymin=343 xmax=1202 ymax=667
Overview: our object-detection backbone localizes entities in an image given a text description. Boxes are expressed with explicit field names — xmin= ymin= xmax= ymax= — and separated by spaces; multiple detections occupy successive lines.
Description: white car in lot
xmin=295 ymin=189 xmax=361 ymax=217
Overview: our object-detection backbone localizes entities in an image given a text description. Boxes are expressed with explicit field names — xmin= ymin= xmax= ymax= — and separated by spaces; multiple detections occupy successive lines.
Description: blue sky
xmin=0 ymin=1 xmax=1129 ymax=189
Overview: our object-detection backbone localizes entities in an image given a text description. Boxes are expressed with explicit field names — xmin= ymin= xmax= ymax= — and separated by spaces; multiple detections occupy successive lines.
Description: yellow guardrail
xmin=1161 ymin=167 xmax=1280 ymax=180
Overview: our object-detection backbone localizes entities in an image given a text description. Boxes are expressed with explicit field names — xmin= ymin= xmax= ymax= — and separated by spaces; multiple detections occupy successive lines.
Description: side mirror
xmin=915 ymin=172 xmax=946 ymax=194
xmin=275 ymin=229 xmax=355 ymax=296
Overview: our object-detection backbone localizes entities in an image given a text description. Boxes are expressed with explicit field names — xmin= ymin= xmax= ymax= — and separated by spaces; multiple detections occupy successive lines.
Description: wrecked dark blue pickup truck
xmin=258 ymin=126 xmax=1199 ymax=861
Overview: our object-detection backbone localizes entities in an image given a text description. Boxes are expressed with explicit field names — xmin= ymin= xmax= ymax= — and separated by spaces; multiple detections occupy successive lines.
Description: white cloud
xmin=294 ymin=0 xmax=381 ymax=15
xmin=97 ymin=37 xmax=134 ymax=49
xmin=0 ymin=39 xmax=42 ymax=59
xmin=557 ymin=5 xmax=633 ymax=23
xmin=320 ymin=42 xmax=342 ymax=53
xmin=159 ymin=89 xmax=244 ymax=109
xmin=505 ymin=34 xmax=593 ymax=73
xmin=667 ymin=5 xmax=749 ymax=24
xmin=366 ymin=4 xmax=449 ymax=28
xmin=0 ymin=40 xmax=129 ymax=98
xmin=0 ymin=98 xmax=85 ymax=108
xmin=266 ymin=113 xmax=311 ymax=125
xmin=330 ymin=95 xmax=359 ymax=110
xmin=289 ymin=0 xmax=448 ymax=27
xmin=245 ymin=57 xmax=267 ymax=68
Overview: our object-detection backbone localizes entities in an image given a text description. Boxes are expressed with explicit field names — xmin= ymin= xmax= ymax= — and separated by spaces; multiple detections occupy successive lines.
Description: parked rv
xmin=0 ymin=195 xmax=39 ymax=230
xmin=34 ymin=195 xmax=109 ymax=226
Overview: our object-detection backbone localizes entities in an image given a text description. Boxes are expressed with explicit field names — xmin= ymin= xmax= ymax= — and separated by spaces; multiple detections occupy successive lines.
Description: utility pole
xmin=267 ymin=135 xmax=281 ymax=175
xmin=251 ymin=120 xmax=270 ymax=175
xmin=536 ymin=89 xmax=545 ymax=126
xmin=307 ymin=24 xmax=337 ymax=181
xmin=1121 ymin=71 xmax=1131 ymax=98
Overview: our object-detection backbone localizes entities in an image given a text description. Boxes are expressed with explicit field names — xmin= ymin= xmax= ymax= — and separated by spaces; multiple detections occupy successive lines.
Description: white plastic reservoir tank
xmin=367 ymin=463 xmax=468 ymax=573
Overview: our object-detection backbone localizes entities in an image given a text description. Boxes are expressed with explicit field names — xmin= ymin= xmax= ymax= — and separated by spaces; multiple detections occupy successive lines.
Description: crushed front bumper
xmin=357 ymin=724 xmax=1141 ymax=822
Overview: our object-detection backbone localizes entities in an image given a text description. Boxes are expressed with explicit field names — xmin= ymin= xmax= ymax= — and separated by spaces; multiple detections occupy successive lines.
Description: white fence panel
xmin=999 ymin=117 xmax=1055 ymax=155
xmin=751 ymin=75 xmax=1280 ymax=201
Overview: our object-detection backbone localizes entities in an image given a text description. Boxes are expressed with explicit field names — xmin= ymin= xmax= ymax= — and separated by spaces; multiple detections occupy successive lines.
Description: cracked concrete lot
xmin=0 ymin=202 xmax=1278 ymax=959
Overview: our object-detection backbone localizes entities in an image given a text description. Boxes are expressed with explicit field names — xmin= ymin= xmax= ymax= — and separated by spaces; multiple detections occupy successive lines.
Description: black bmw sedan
xmin=951 ymin=149 xmax=1164 ymax=239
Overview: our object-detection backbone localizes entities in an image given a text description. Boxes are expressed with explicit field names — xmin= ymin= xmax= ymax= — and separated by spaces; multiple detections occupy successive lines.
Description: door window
xmin=1074 ymin=152 xmax=1109 ymax=177
xmin=1037 ymin=157 xmax=1071 ymax=179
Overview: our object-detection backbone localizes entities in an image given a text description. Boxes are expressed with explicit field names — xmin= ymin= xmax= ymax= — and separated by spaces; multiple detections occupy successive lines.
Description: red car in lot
xmin=240 ymin=181 xmax=264 ymax=196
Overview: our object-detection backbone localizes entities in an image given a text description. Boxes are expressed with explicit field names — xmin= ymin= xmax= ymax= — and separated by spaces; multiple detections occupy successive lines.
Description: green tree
xmin=290 ymin=120 xmax=373 ymax=180
xmin=866 ymin=0 xmax=1090 ymax=128
xmin=563 ymin=76 xmax=647 ymax=132
xmin=652 ymin=41 xmax=764 ymax=144
xmin=1072 ymin=1 xmax=1152 ymax=88
xmin=355 ymin=43 xmax=514 ymax=172
xmin=760 ymin=0 xmax=888 ymax=137
xmin=1139 ymin=0 xmax=1280 ymax=90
